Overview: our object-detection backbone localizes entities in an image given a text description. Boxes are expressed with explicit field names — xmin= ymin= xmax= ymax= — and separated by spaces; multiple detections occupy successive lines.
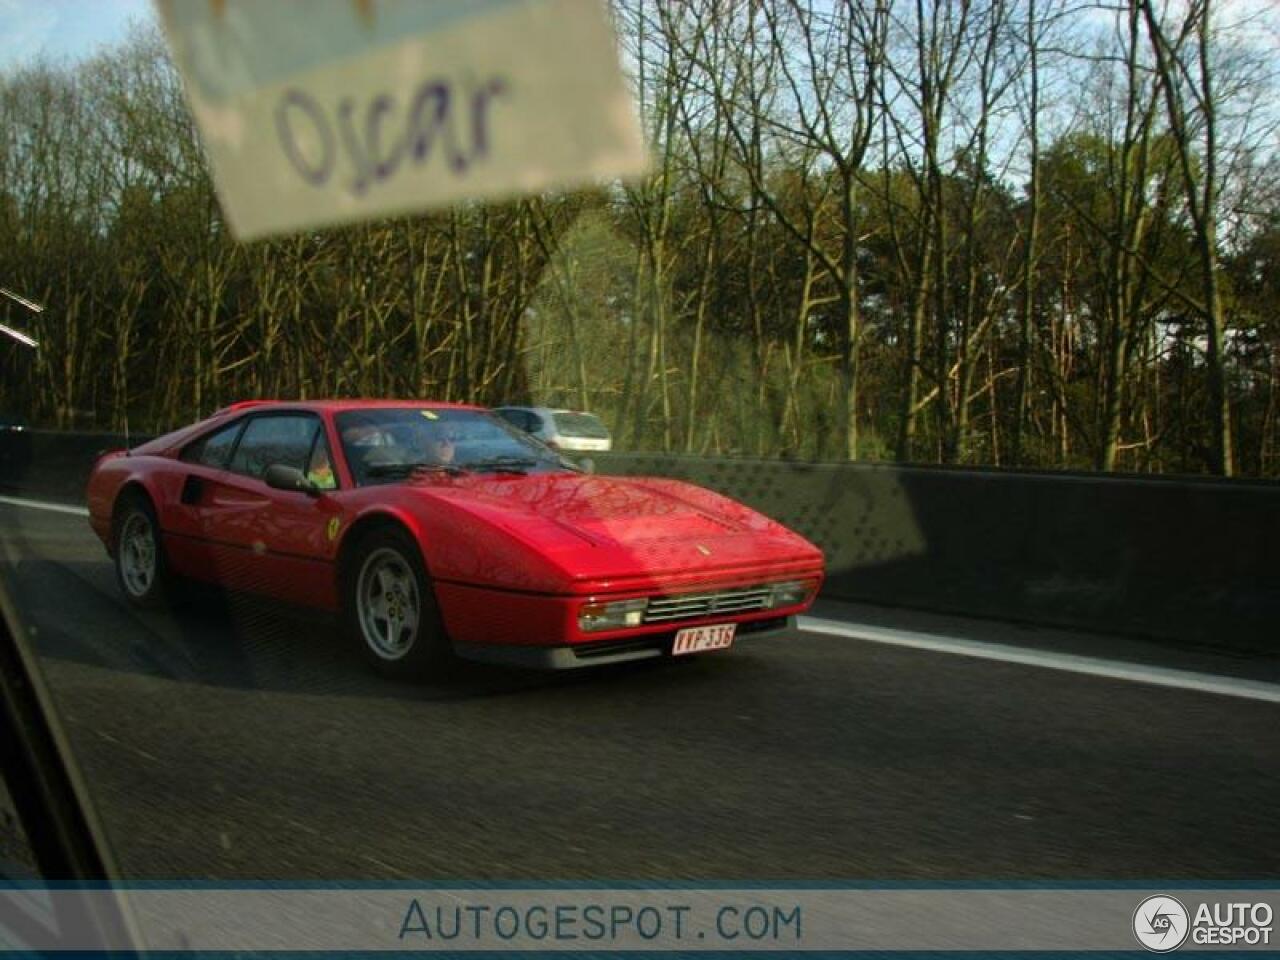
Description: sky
xmin=1 ymin=0 xmax=1275 ymax=74
xmin=0 ymin=0 xmax=155 ymax=73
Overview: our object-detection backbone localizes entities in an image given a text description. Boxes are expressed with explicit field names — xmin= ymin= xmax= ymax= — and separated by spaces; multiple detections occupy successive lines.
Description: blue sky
xmin=0 ymin=0 xmax=155 ymax=72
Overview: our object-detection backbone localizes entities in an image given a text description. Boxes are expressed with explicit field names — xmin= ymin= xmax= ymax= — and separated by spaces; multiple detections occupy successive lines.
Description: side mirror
xmin=263 ymin=463 xmax=319 ymax=495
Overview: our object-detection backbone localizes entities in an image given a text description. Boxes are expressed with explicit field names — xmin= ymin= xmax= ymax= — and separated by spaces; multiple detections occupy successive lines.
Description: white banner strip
xmin=2 ymin=888 xmax=1276 ymax=952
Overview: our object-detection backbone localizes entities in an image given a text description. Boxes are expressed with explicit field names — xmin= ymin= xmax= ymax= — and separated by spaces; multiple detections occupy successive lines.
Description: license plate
xmin=672 ymin=623 xmax=736 ymax=656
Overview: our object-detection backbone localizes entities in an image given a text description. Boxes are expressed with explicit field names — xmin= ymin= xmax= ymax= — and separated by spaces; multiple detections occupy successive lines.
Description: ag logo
xmin=326 ymin=517 xmax=341 ymax=542
xmin=1133 ymin=895 xmax=1190 ymax=952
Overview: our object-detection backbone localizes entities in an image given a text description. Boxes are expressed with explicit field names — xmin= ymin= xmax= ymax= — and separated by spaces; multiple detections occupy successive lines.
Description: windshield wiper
xmin=366 ymin=461 xmax=465 ymax=478
xmin=464 ymin=455 xmax=541 ymax=474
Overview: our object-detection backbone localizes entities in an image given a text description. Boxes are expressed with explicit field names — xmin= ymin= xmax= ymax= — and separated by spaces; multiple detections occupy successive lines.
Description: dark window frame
xmin=495 ymin=408 xmax=530 ymax=432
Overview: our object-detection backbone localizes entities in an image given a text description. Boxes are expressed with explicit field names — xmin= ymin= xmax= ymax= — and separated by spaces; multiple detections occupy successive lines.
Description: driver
xmin=341 ymin=420 xmax=389 ymax=483
xmin=422 ymin=422 xmax=458 ymax=465
xmin=343 ymin=423 xmax=384 ymax=447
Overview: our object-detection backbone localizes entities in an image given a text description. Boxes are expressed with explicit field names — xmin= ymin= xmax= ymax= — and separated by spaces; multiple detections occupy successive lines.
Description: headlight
xmin=767 ymin=580 xmax=813 ymax=608
xmin=578 ymin=598 xmax=648 ymax=632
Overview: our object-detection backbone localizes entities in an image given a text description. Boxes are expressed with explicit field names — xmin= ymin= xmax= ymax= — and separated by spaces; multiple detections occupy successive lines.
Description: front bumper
xmin=451 ymin=615 xmax=795 ymax=670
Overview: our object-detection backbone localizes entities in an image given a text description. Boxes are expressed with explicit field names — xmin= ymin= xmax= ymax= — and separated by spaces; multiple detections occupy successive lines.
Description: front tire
xmin=112 ymin=492 xmax=172 ymax=609
xmin=343 ymin=526 xmax=451 ymax=681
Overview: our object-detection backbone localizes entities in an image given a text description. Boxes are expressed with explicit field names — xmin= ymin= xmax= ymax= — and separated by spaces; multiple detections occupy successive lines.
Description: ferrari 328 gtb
xmin=87 ymin=401 xmax=825 ymax=679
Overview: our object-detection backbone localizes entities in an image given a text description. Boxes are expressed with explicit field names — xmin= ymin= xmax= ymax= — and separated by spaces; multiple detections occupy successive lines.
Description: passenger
xmin=343 ymin=423 xmax=383 ymax=447
xmin=306 ymin=444 xmax=337 ymax=490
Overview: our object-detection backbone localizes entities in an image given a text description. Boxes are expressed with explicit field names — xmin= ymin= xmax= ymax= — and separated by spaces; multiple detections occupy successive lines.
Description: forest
xmin=0 ymin=0 xmax=1277 ymax=476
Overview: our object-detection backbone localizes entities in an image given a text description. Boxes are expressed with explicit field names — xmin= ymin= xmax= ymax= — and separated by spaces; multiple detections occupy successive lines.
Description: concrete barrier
xmin=0 ymin=429 xmax=145 ymax=504
xmin=2 ymin=430 xmax=1275 ymax=652
xmin=589 ymin=452 xmax=1280 ymax=654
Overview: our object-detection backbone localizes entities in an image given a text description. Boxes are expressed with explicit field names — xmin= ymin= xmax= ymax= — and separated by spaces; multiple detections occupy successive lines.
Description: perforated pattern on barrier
xmin=594 ymin=454 xmax=926 ymax=576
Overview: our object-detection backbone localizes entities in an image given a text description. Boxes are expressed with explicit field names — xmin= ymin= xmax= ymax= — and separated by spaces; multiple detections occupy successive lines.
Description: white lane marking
xmin=95 ymin=729 xmax=160 ymax=764
xmin=360 ymin=854 xmax=414 ymax=879
xmin=799 ymin=616 xmax=1280 ymax=705
xmin=0 ymin=494 xmax=89 ymax=517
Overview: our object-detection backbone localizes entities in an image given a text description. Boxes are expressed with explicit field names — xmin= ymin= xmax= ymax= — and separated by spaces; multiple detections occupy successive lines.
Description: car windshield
xmin=336 ymin=408 xmax=562 ymax=483
xmin=551 ymin=412 xmax=610 ymax=439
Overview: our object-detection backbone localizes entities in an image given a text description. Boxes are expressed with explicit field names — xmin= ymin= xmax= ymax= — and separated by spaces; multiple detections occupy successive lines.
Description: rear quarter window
xmin=179 ymin=421 xmax=243 ymax=469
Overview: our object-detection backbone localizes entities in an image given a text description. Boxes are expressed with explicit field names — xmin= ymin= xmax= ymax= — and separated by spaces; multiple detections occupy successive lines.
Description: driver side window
xmin=228 ymin=415 xmax=319 ymax=481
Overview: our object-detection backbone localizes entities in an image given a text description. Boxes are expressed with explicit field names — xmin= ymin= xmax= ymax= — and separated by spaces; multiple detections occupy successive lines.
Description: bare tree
xmin=1137 ymin=0 xmax=1275 ymax=475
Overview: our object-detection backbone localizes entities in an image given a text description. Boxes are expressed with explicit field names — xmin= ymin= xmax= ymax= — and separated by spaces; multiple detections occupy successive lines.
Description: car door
xmin=194 ymin=413 xmax=343 ymax=606
xmin=163 ymin=418 xmax=247 ymax=583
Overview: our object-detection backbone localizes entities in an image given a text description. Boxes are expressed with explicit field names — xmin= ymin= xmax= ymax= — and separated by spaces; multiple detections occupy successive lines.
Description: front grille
xmin=643 ymin=584 xmax=773 ymax=624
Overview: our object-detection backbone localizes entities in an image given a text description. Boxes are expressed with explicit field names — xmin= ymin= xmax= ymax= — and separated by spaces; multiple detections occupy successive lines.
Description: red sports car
xmin=87 ymin=400 xmax=825 ymax=679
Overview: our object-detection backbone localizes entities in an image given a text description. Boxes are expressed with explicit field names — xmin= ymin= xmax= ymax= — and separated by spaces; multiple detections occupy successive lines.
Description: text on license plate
xmin=672 ymin=623 xmax=736 ymax=656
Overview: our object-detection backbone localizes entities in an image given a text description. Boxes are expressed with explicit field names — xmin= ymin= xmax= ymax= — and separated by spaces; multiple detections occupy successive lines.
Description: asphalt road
xmin=2 ymin=500 xmax=1278 ymax=882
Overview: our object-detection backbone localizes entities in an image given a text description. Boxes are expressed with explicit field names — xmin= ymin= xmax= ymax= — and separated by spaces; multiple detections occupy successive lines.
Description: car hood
xmin=402 ymin=470 xmax=822 ymax=588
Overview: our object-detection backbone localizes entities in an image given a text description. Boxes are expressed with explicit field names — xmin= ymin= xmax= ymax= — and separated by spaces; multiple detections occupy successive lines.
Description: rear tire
xmin=112 ymin=492 xmax=173 ymax=609
xmin=343 ymin=526 xmax=452 ymax=681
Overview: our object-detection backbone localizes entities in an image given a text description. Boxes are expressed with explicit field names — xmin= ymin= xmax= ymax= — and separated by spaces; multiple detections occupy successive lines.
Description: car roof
xmin=133 ymin=399 xmax=489 ymax=456
xmin=212 ymin=399 xmax=484 ymax=416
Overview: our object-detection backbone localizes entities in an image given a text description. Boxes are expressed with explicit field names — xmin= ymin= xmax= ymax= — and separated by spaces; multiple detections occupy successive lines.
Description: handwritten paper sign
xmin=155 ymin=0 xmax=647 ymax=240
